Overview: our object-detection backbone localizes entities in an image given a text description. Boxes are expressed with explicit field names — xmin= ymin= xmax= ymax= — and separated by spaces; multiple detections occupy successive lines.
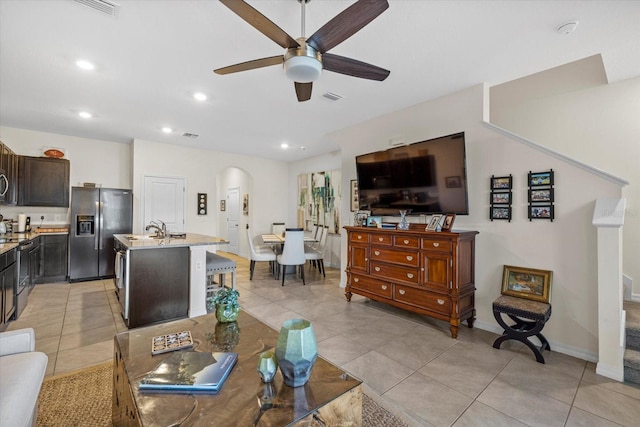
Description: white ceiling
xmin=1 ymin=0 xmax=639 ymax=161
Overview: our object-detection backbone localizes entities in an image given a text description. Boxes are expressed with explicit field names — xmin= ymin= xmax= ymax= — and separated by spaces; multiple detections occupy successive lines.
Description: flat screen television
xmin=355 ymin=132 xmax=469 ymax=216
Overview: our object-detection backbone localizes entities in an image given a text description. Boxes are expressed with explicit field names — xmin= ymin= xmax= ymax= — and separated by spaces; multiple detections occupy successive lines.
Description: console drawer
xmin=370 ymin=261 xmax=419 ymax=285
xmin=421 ymin=238 xmax=452 ymax=253
xmin=370 ymin=233 xmax=393 ymax=246
xmin=350 ymin=232 xmax=370 ymax=243
xmin=350 ymin=274 xmax=392 ymax=298
xmin=394 ymin=286 xmax=451 ymax=316
xmin=370 ymin=247 xmax=419 ymax=267
xmin=394 ymin=235 xmax=420 ymax=249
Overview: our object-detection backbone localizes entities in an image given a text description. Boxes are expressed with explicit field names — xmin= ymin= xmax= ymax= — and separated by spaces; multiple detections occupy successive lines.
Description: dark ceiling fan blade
xmin=322 ymin=53 xmax=390 ymax=81
xmin=306 ymin=0 xmax=389 ymax=53
xmin=219 ymin=0 xmax=300 ymax=49
xmin=214 ymin=56 xmax=283 ymax=75
xmin=295 ymin=82 xmax=312 ymax=102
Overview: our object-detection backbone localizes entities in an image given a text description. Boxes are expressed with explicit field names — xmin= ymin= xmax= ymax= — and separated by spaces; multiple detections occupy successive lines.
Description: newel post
xmin=592 ymin=198 xmax=626 ymax=381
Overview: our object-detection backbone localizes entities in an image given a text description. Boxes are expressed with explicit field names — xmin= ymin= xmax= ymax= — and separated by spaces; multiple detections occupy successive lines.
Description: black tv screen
xmin=355 ymin=132 xmax=469 ymax=215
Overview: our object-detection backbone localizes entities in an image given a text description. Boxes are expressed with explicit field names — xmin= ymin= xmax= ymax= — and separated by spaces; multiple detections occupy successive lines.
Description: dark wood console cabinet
xmin=344 ymin=226 xmax=478 ymax=338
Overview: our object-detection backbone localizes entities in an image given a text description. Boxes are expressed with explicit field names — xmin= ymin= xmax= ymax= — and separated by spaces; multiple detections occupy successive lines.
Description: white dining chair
xmin=305 ymin=226 xmax=328 ymax=277
xmin=277 ymin=228 xmax=306 ymax=286
xmin=247 ymin=227 xmax=277 ymax=280
xmin=272 ymin=222 xmax=286 ymax=236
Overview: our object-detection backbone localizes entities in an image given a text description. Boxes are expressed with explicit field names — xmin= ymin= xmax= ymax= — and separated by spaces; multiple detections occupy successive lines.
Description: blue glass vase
xmin=275 ymin=319 xmax=318 ymax=387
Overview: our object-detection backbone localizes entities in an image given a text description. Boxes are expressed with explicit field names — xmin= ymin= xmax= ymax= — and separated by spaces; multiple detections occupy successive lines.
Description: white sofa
xmin=0 ymin=328 xmax=48 ymax=427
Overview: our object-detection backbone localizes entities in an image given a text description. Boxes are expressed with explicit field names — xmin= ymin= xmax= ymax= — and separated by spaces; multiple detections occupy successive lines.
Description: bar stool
xmin=492 ymin=295 xmax=552 ymax=363
xmin=206 ymin=252 xmax=237 ymax=295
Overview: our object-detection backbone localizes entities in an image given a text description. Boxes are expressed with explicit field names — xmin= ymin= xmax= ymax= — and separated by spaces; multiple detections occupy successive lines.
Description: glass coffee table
xmin=112 ymin=311 xmax=362 ymax=426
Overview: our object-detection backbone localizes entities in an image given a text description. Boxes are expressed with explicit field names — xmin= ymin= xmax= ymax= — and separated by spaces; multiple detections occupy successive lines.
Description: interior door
xmin=226 ymin=187 xmax=240 ymax=254
xmin=143 ymin=176 xmax=186 ymax=233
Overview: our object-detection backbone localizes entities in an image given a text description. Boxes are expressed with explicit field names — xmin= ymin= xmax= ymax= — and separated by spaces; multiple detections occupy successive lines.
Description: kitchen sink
xmin=125 ymin=234 xmax=162 ymax=240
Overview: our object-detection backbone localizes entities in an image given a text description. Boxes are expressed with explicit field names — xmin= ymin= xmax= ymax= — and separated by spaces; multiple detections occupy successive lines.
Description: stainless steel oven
xmin=15 ymin=239 xmax=34 ymax=318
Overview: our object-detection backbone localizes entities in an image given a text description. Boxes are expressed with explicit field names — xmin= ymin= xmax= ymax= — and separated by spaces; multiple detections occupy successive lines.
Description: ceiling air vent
xmin=182 ymin=133 xmax=199 ymax=139
xmin=72 ymin=0 xmax=119 ymax=16
xmin=322 ymin=92 xmax=343 ymax=101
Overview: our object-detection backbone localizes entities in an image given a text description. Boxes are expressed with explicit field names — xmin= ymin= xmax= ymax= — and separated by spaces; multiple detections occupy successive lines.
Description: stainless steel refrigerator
xmin=69 ymin=187 xmax=133 ymax=282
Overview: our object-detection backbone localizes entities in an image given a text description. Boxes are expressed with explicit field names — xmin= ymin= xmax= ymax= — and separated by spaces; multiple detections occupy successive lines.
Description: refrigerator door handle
xmin=98 ymin=201 xmax=104 ymax=250
xmin=94 ymin=200 xmax=100 ymax=250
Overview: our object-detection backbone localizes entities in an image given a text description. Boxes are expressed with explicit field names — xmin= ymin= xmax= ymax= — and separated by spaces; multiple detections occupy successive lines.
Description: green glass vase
xmin=215 ymin=303 xmax=239 ymax=323
xmin=275 ymin=318 xmax=318 ymax=387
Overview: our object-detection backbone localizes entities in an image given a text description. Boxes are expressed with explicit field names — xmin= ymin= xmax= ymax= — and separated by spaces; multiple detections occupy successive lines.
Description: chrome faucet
xmin=145 ymin=220 xmax=166 ymax=238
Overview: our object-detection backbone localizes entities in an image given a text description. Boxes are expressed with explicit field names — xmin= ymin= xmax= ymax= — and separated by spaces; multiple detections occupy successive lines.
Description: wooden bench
xmin=492 ymin=295 xmax=552 ymax=363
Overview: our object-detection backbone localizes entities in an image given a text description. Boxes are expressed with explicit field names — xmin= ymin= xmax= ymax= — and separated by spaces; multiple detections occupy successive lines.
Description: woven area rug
xmin=37 ymin=362 xmax=408 ymax=426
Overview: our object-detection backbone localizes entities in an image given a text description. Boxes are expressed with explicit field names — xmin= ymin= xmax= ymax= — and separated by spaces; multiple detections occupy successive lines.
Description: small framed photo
xmin=366 ymin=216 xmax=382 ymax=228
xmin=490 ymin=206 xmax=511 ymax=221
xmin=529 ymin=170 xmax=554 ymax=187
xmin=529 ymin=205 xmax=553 ymax=219
xmin=491 ymin=191 xmax=511 ymax=204
xmin=491 ymin=175 xmax=512 ymax=190
xmin=445 ymin=176 xmax=462 ymax=188
xmin=220 ymin=199 xmax=226 ymax=212
xmin=501 ymin=265 xmax=552 ymax=303
xmin=529 ymin=188 xmax=554 ymax=203
xmin=441 ymin=213 xmax=456 ymax=231
xmin=350 ymin=180 xmax=359 ymax=212
xmin=426 ymin=214 xmax=443 ymax=231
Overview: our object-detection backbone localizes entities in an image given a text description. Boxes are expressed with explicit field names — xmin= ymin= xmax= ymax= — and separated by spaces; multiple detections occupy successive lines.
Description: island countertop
xmin=114 ymin=233 xmax=229 ymax=250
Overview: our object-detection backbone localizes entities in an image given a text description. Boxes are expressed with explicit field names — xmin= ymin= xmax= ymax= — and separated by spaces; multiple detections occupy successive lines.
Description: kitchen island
xmin=114 ymin=233 xmax=229 ymax=328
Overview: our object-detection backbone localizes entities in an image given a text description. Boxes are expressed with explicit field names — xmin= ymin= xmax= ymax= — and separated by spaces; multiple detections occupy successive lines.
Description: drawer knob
xmin=354 ymin=278 xmax=359 ymax=283
xmin=403 ymin=239 xmax=409 ymax=244
xmin=374 ymin=267 xmax=381 ymax=272
xmin=437 ymin=299 xmax=445 ymax=305
xmin=433 ymin=242 xmax=440 ymax=247
xmin=406 ymin=255 xmax=413 ymax=261
xmin=398 ymin=289 xmax=406 ymax=295
xmin=407 ymin=273 xmax=414 ymax=279
xmin=381 ymin=285 xmax=387 ymax=290
xmin=374 ymin=250 xmax=380 ymax=256
xmin=378 ymin=237 xmax=384 ymax=242
xmin=357 ymin=235 xmax=362 ymax=240
xmin=365 ymin=258 xmax=369 ymax=261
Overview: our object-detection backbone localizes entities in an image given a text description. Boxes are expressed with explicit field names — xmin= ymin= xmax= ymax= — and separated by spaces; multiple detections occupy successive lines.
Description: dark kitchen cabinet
xmin=0 ymin=141 xmax=18 ymax=206
xmin=18 ymin=156 xmax=70 ymax=207
xmin=36 ymin=234 xmax=68 ymax=283
xmin=1 ymin=248 xmax=17 ymax=327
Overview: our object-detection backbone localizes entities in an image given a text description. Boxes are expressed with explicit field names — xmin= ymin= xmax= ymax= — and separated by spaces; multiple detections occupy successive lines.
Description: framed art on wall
xmin=350 ymin=180 xmax=359 ymax=212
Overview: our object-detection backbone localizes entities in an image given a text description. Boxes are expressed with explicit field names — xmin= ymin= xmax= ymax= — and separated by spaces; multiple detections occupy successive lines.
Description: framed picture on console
xmin=501 ymin=265 xmax=552 ymax=303
xmin=426 ymin=214 xmax=443 ymax=231
xmin=441 ymin=214 xmax=455 ymax=231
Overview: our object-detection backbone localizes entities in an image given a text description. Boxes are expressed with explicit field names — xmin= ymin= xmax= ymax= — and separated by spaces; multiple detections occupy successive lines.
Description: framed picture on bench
xmin=501 ymin=265 xmax=552 ymax=303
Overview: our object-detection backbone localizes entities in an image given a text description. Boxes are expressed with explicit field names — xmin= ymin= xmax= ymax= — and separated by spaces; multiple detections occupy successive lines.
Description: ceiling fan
xmin=214 ymin=0 xmax=390 ymax=102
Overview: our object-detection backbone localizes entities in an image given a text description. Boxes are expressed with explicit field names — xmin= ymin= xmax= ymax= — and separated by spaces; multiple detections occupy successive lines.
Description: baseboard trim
xmin=631 ymin=293 xmax=640 ymax=303
xmin=597 ymin=363 xmax=624 ymax=382
xmin=473 ymin=319 xmax=598 ymax=363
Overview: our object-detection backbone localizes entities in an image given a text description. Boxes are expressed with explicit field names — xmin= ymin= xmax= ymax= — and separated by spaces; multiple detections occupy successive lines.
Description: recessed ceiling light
xmin=76 ymin=59 xmax=95 ymax=70
xmin=300 ymin=146 xmax=307 ymax=151
xmin=281 ymin=143 xmax=289 ymax=149
xmin=162 ymin=127 xmax=173 ymax=134
xmin=78 ymin=111 xmax=92 ymax=119
xmin=193 ymin=92 xmax=207 ymax=101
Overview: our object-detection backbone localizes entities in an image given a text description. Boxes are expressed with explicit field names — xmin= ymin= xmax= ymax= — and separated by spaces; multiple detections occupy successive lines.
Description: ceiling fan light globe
xmin=284 ymin=56 xmax=322 ymax=83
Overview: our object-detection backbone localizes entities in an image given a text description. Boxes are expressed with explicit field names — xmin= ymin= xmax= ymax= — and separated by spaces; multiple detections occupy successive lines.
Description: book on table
xmin=139 ymin=351 xmax=238 ymax=393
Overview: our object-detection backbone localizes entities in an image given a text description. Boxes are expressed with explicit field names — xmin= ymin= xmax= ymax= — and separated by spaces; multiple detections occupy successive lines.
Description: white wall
xmin=132 ymin=139 xmax=289 ymax=259
xmin=330 ymin=84 xmax=622 ymax=361
xmin=491 ymin=75 xmax=640 ymax=299
xmin=0 ymin=126 xmax=131 ymax=224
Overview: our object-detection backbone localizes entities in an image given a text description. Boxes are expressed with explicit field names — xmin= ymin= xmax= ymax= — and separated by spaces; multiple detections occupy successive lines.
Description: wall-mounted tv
xmin=355 ymin=132 xmax=469 ymax=216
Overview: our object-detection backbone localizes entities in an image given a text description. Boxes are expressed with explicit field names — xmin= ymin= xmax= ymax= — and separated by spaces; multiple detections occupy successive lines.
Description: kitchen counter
xmin=0 ymin=226 xmax=70 ymax=255
xmin=114 ymin=233 xmax=228 ymax=250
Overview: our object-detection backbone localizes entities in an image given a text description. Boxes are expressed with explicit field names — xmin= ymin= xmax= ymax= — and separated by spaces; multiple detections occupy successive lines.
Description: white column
xmin=592 ymin=198 xmax=626 ymax=381
xmin=189 ymin=246 xmax=208 ymax=318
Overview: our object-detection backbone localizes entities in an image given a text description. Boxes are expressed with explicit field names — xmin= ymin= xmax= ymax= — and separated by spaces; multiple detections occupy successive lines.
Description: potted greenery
xmin=207 ymin=288 xmax=240 ymax=323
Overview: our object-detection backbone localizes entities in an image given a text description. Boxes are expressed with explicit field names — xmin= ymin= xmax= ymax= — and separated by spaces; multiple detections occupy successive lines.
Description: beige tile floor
xmin=8 ymin=252 xmax=640 ymax=426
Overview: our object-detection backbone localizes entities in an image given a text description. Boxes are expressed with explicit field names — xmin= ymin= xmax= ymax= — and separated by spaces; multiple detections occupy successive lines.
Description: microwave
xmin=0 ymin=168 xmax=8 ymax=203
